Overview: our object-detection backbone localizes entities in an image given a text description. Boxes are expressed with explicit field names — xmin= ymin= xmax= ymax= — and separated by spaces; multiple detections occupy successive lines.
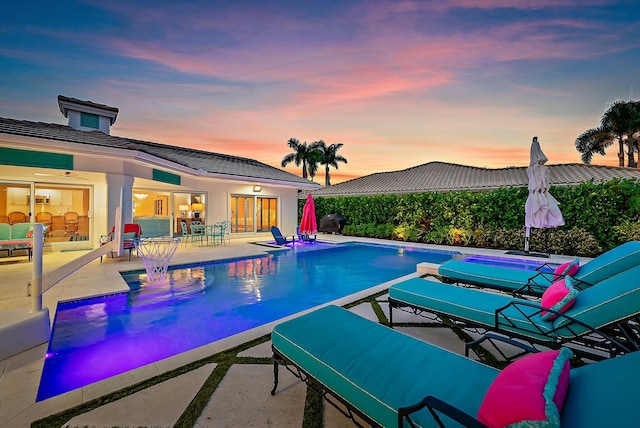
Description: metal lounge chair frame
xmin=271 ymin=305 xmax=640 ymax=428
xmin=437 ymin=241 xmax=640 ymax=296
xmin=388 ymin=268 xmax=640 ymax=360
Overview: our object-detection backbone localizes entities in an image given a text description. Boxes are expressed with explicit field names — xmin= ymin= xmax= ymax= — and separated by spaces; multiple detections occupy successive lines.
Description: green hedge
xmin=301 ymin=178 xmax=640 ymax=257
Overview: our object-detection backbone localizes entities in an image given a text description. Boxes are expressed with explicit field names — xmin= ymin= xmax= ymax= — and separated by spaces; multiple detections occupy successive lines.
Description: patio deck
xmin=0 ymin=235 xmax=574 ymax=427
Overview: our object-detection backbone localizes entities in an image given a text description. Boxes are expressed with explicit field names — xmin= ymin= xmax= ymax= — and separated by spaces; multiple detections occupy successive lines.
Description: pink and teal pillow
xmin=540 ymin=276 xmax=579 ymax=321
xmin=553 ymin=259 xmax=579 ymax=281
xmin=477 ymin=348 xmax=572 ymax=428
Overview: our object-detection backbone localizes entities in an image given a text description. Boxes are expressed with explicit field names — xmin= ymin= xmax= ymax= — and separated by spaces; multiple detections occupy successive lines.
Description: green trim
xmin=152 ymin=168 xmax=181 ymax=185
xmin=0 ymin=147 xmax=73 ymax=170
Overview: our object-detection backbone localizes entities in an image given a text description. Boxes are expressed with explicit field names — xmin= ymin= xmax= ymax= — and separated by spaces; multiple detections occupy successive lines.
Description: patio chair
xmin=437 ymin=240 xmax=640 ymax=296
xmin=388 ymin=263 xmax=640 ymax=360
xmin=100 ymin=223 xmax=142 ymax=262
xmin=207 ymin=221 xmax=228 ymax=246
xmin=296 ymin=226 xmax=316 ymax=243
xmin=190 ymin=220 xmax=206 ymax=243
xmin=222 ymin=220 xmax=232 ymax=245
xmin=271 ymin=305 xmax=639 ymax=428
xmin=180 ymin=220 xmax=202 ymax=246
xmin=270 ymin=226 xmax=294 ymax=245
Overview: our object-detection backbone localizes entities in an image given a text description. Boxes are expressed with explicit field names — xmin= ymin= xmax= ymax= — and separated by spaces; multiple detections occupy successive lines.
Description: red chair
xmin=100 ymin=223 xmax=142 ymax=262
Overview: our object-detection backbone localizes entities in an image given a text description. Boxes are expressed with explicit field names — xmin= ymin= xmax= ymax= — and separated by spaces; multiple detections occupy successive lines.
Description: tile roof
xmin=309 ymin=161 xmax=640 ymax=197
xmin=0 ymin=117 xmax=318 ymax=186
xmin=57 ymin=95 xmax=119 ymax=114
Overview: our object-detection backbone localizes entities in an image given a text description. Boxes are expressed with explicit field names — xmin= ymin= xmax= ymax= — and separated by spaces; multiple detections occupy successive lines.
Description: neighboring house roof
xmin=309 ymin=161 xmax=640 ymax=197
xmin=0 ymin=117 xmax=318 ymax=187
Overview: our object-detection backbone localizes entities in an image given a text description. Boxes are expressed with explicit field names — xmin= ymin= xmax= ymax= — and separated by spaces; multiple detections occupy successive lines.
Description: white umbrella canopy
xmin=523 ymin=137 xmax=565 ymax=252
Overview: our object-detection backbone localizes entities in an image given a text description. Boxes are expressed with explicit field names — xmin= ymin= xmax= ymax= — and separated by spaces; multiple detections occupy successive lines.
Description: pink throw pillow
xmin=477 ymin=348 xmax=572 ymax=428
xmin=553 ymin=259 xmax=579 ymax=281
xmin=540 ymin=276 xmax=579 ymax=321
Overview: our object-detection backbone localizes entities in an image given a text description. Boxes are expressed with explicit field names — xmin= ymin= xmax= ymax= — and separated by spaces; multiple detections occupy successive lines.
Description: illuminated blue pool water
xmin=461 ymin=254 xmax=560 ymax=272
xmin=37 ymin=242 xmax=457 ymax=401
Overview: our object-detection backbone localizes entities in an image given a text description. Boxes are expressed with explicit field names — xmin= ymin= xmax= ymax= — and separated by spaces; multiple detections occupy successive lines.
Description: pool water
xmin=461 ymin=254 xmax=560 ymax=272
xmin=37 ymin=242 xmax=457 ymax=401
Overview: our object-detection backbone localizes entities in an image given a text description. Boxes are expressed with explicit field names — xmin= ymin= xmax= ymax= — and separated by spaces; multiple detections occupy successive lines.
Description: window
xmin=80 ymin=113 xmax=99 ymax=129
xmin=230 ymin=196 xmax=254 ymax=233
xmin=256 ymin=197 xmax=278 ymax=232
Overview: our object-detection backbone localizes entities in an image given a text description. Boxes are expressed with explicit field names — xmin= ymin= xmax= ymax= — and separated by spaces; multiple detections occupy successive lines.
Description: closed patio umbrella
xmin=299 ymin=194 xmax=317 ymax=235
xmin=523 ymin=137 xmax=565 ymax=253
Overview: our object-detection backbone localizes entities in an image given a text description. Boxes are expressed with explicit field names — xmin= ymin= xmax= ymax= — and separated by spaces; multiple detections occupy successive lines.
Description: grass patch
xmin=32 ymin=335 xmax=271 ymax=428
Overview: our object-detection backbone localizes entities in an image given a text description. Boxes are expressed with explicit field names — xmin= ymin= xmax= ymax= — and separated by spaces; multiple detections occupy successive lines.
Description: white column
xmin=106 ymin=174 xmax=134 ymax=227
xmin=31 ymin=223 xmax=44 ymax=312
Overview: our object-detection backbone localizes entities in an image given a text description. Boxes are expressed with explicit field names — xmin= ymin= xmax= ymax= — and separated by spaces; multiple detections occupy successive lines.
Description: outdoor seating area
xmin=438 ymin=240 xmax=640 ymax=296
xmin=181 ymin=220 xmax=231 ymax=246
xmin=2 ymin=234 xmax=640 ymax=427
xmin=388 ymin=241 xmax=640 ymax=361
xmin=271 ymin=304 xmax=638 ymax=427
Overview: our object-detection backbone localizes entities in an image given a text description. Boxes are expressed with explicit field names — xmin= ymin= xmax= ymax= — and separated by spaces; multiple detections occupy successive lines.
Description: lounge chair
xmin=388 ymin=263 xmax=640 ymax=359
xmin=271 ymin=305 xmax=639 ymax=427
xmin=296 ymin=226 xmax=316 ymax=243
xmin=438 ymin=240 xmax=640 ymax=296
xmin=270 ymin=226 xmax=294 ymax=245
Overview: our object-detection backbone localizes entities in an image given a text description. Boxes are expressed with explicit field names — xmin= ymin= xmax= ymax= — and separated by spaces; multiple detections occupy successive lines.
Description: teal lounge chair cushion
xmin=572 ymin=240 xmax=640 ymax=285
xmin=561 ymin=348 xmax=640 ymax=427
xmin=272 ymin=305 xmax=498 ymax=427
xmin=389 ymin=278 xmax=554 ymax=342
xmin=437 ymin=241 xmax=640 ymax=294
xmin=553 ymin=264 xmax=640 ymax=335
xmin=438 ymin=260 xmax=551 ymax=292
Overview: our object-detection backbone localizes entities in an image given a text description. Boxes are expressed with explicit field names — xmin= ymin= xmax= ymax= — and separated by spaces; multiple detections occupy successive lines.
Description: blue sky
xmin=1 ymin=1 xmax=639 ymax=183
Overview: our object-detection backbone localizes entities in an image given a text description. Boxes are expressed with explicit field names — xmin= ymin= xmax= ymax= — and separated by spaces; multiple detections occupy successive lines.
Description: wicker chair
xmin=36 ymin=212 xmax=53 ymax=235
xmin=64 ymin=211 xmax=79 ymax=235
xmin=8 ymin=211 xmax=27 ymax=225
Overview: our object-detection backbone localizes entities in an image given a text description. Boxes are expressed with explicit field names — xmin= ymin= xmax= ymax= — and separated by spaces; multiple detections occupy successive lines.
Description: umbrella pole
xmin=524 ymin=227 xmax=531 ymax=253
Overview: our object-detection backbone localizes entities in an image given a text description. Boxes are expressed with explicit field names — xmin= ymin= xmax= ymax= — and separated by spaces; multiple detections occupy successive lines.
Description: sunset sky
xmin=1 ymin=1 xmax=639 ymax=183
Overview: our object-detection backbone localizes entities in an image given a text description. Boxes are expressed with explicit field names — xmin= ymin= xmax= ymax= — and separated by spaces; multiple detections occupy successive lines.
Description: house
xmin=0 ymin=95 xmax=320 ymax=251
xmin=308 ymin=161 xmax=640 ymax=197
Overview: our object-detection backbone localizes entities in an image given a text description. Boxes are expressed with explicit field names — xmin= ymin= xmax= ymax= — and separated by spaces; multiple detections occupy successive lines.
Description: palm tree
xmin=310 ymin=140 xmax=348 ymax=186
xmin=306 ymin=149 xmax=321 ymax=182
xmin=576 ymin=100 xmax=640 ymax=167
xmin=281 ymin=138 xmax=316 ymax=180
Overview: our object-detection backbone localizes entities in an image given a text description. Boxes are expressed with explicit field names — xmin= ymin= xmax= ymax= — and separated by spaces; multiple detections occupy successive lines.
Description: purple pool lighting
xmin=461 ymin=254 xmax=560 ymax=272
xmin=37 ymin=243 xmax=458 ymax=401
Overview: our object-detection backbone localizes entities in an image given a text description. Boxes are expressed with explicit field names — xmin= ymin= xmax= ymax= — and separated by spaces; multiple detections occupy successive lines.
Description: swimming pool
xmin=460 ymin=254 xmax=560 ymax=272
xmin=37 ymin=242 xmax=457 ymax=401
